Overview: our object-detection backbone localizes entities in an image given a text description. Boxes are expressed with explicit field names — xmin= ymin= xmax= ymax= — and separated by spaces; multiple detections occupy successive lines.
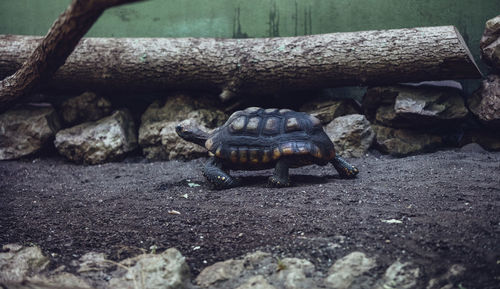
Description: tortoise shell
xmin=205 ymin=107 xmax=336 ymax=169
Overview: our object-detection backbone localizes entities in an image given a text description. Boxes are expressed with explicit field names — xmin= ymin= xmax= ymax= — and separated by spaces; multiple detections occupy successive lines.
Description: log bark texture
xmin=0 ymin=0 xmax=144 ymax=111
xmin=0 ymin=26 xmax=481 ymax=102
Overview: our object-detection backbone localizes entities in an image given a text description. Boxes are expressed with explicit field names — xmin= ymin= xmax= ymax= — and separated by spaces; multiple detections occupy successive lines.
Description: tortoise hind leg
xmin=269 ymin=159 xmax=291 ymax=187
xmin=331 ymin=156 xmax=359 ymax=179
xmin=203 ymin=157 xmax=239 ymax=189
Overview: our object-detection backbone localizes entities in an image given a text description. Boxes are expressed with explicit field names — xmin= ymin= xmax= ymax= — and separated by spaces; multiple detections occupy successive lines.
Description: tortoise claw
xmin=268 ymin=176 xmax=291 ymax=188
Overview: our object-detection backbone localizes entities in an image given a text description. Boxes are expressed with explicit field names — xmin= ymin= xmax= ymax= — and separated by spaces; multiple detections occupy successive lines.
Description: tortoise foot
xmin=268 ymin=176 xmax=291 ymax=188
xmin=331 ymin=156 xmax=359 ymax=179
xmin=203 ymin=157 xmax=239 ymax=189
xmin=203 ymin=171 xmax=239 ymax=190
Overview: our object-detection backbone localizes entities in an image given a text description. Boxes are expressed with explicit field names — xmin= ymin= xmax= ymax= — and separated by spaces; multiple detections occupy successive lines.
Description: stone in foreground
xmin=0 ymin=106 xmax=60 ymax=160
xmin=324 ymin=252 xmax=376 ymax=289
xmin=176 ymin=107 xmax=359 ymax=189
xmin=0 ymin=244 xmax=49 ymax=283
xmin=109 ymin=248 xmax=190 ymax=289
xmin=54 ymin=109 xmax=137 ymax=164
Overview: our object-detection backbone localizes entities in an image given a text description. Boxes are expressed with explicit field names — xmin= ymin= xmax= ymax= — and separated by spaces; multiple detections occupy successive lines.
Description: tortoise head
xmin=175 ymin=119 xmax=210 ymax=147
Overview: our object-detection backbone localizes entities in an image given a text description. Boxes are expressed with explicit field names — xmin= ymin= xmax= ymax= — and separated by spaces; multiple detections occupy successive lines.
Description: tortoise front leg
xmin=331 ymin=155 xmax=359 ymax=179
xmin=269 ymin=159 xmax=291 ymax=187
xmin=203 ymin=157 xmax=239 ymax=189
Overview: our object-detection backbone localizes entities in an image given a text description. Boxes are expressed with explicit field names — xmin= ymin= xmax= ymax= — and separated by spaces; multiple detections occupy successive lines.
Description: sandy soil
xmin=1 ymin=147 xmax=499 ymax=288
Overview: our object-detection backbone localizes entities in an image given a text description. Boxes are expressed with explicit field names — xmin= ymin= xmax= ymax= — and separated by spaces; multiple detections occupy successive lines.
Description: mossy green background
xmin=0 ymin=0 xmax=498 ymax=78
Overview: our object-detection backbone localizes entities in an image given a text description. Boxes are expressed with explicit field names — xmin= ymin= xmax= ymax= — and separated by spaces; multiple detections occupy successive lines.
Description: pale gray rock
xmin=426 ymin=264 xmax=466 ymax=289
xmin=195 ymin=251 xmax=317 ymax=289
xmin=109 ymin=248 xmax=190 ymax=289
xmin=138 ymin=94 xmax=226 ymax=160
xmin=372 ymin=125 xmax=445 ymax=156
xmin=468 ymin=74 xmax=500 ymax=128
xmin=25 ymin=272 xmax=93 ymax=289
xmin=54 ymin=110 xmax=137 ymax=164
xmin=195 ymin=251 xmax=274 ymax=288
xmin=0 ymin=106 xmax=60 ymax=160
xmin=300 ymin=99 xmax=360 ymax=124
xmin=195 ymin=258 xmax=245 ymax=287
xmin=375 ymin=261 xmax=420 ymax=289
xmin=365 ymin=84 xmax=467 ymax=128
xmin=324 ymin=252 xmax=376 ymax=289
xmin=274 ymin=258 xmax=315 ymax=289
xmin=60 ymin=91 xmax=112 ymax=125
xmin=77 ymin=252 xmax=114 ymax=273
xmin=401 ymin=80 xmax=463 ymax=90
xmin=236 ymin=275 xmax=277 ymax=289
xmin=142 ymin=119 xmax=209 ymax=160
xmin=480 ymin=15 xmax=500 ymax=69
xmin=0 ymin=244 xmax=49 ymax=283
xmin=324 ymin=114 xmax=375 ymax=158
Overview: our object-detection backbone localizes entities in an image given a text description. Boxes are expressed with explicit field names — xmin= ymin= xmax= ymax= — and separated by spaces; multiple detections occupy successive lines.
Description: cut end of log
xmin=452 ymin=26 xmax=483 ymax=79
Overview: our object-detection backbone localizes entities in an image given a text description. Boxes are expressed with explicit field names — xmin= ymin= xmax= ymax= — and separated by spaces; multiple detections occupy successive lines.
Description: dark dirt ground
xmin=1 ymin=147 xmax=499 ymax=288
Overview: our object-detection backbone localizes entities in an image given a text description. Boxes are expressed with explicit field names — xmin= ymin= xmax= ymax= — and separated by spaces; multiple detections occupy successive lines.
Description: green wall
xmin=0 ymin=0 xmax=498 ymax=70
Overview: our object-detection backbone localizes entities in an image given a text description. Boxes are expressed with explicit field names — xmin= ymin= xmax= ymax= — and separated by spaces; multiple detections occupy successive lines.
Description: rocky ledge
xmin=0 ymin=244 xmax=465 ymax=289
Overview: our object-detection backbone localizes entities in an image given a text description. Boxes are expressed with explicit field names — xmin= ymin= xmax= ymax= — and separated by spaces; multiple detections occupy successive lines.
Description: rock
xmin=324 ymin=252 xmax=376 ymax=289
xmin=480 ymin=15 xmax=500 ymax=70
xmin=60 ymin=91 xmax=112 ymax=125
xmin=195 ymin=251 xmax=317 ymax=289
xmin=426 ymin=264 xmax=466 ymax=289
xmin=459 ymin=143 xmax=488 ymax=153
xmin=375 ymin=261 xmax=420 ymax=289
xmin=0 ymin=244 xmax=50 ymax=283
xmin=77 ymin=252 xmax=114 ymax=273
xmin=242 ymin=251 xmax=273 ymax=268
xmin=275 ymin=258 xmax=315 ymax=289
xmin=324 ymin=114 xmax=375 ymax=158
xmin=142 ymin=119 xmax=209 ymax=160
xmin=468 ymin=74 xmax=500 ymax=128
xmin=363 ymin=86 xmax=400 ymax=121
xmin=300 ymin=99 xmax=360 ymax=124
xmin=401 ymin=80 xmax=463 ymax=90
xmin=139 ymin=94 xmax=226 ymax=160
xmin=26 ymin=272 xmax=93 ymax=289
xmin=364 ymin=84 xmax=467 ymax=128
xmin=195 ymin=251 xmax=273 ymax=288
xmin=109 ymin=248 xmax=190 ymax=289
xmin=195 ymin=258 xmax=245 ymax=287
xmin=236 ymin=275 xmax=277 ymax=289
xmin=54 ymin=110 xmax=137 ymax=164
xmin=372 ymin=125 xmax=445 ymax=156
xmin=0 ymin=106 xmax=60 ymax=160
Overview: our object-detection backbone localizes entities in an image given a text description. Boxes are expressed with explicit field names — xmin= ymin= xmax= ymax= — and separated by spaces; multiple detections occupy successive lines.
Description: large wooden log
xmin=0 ymin=26 xmax=481 ymax=101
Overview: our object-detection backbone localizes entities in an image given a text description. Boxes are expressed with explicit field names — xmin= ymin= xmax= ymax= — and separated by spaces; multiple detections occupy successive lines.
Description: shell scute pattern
xmin=207 ymin=107 xmax=333 ymax=166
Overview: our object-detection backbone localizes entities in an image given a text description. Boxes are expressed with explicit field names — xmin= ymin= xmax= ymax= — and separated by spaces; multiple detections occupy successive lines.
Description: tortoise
xmin=176 ymin=107 xmax=358 ymax=189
